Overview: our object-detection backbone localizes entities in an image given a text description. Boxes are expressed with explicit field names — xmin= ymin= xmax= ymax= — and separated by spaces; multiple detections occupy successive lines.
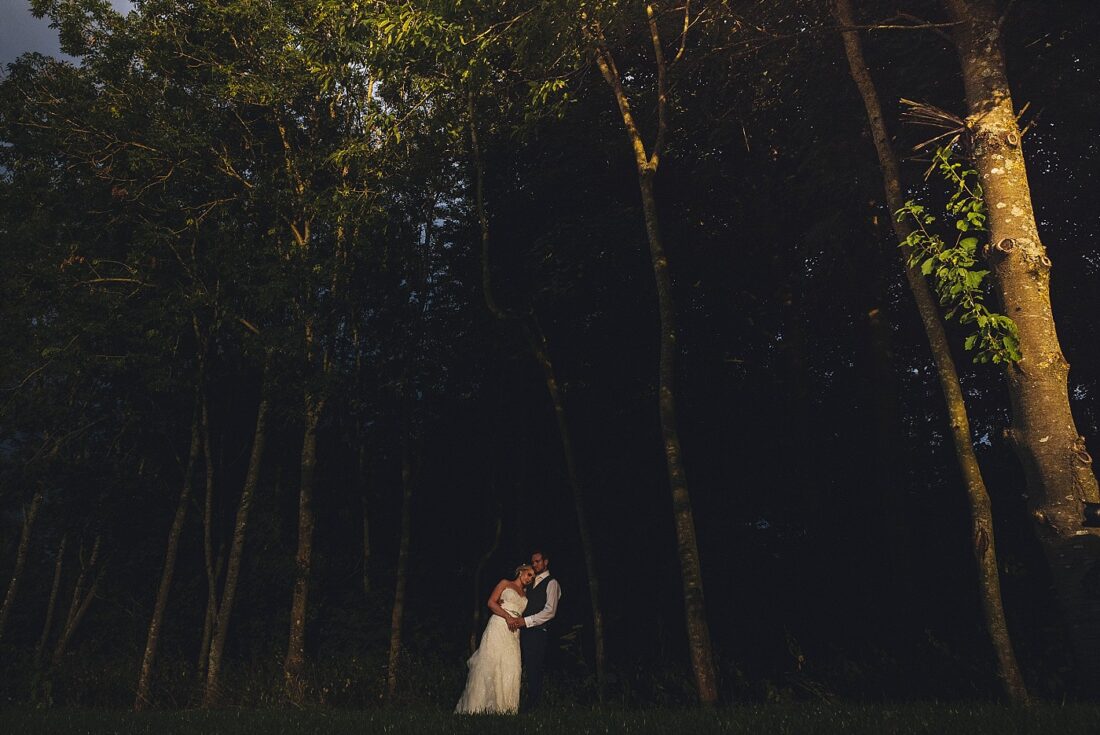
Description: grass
xmin=3 ymin=703 xmax=1100 ymax=735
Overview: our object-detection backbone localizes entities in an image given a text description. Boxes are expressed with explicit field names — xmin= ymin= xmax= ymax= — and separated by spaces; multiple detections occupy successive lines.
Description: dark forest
xmin=2 ymin=0 xmax=1100 ymax=729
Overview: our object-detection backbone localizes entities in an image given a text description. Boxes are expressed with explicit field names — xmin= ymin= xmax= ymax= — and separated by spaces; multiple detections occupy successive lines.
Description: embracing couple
xmin=454 ymin=550 xmax=561 ymax=715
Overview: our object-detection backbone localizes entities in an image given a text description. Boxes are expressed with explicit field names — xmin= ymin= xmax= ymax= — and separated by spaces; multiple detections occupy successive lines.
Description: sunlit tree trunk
xmin=203 ymin=373 xmax=272 ymax=706
xmin=0 ymin=489 xmax=44 ymax=644
xmin=944 ymin=0 xmax=1100 ymax=690
xmin=34 ymin=534 xmax=66 ymax=667
xmin=134 ymin=405 xmax=201 ymax=710
xmin=470 ymin=90 xmax=609 ymax=700
xmin=834 ymin=0 xmax=1027 ymax=702
xmin=51 ymin=535 xmax=103 ymax=665
xmin=589 ymin=6 xmax=718 ymax=704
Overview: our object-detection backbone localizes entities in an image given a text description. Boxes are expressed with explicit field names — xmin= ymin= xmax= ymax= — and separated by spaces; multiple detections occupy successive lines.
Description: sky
xmin=0 ymin=0 xmax=132 ymax=70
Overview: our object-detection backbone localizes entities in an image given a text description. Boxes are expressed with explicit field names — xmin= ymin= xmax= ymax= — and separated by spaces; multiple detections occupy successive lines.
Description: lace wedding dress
xmin=454 ymin=586 xmax=527 ymax=714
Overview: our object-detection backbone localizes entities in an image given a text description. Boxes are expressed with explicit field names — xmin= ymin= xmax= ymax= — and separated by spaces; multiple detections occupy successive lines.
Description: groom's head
xmin=530 ymin=550 xmax=549 ymax=575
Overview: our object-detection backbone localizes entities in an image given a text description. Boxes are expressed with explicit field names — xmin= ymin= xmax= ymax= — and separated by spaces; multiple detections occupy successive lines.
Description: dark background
xmin=1 ymin=0 xmax=1098 ymax=707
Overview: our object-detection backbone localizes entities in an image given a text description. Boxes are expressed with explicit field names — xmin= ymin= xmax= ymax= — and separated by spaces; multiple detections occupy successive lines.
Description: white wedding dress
xmin=454 ymin=586 xmax=527 ymax=714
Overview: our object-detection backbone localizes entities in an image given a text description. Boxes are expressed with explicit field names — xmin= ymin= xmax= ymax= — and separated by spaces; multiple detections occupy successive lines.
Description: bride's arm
xmin=486 ymin=579 xmax=516 ymax=620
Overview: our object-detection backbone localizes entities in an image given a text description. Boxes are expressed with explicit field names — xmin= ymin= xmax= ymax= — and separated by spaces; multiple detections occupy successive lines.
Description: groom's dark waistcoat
xmin=524 ymin=574 xmax=554 ymax=631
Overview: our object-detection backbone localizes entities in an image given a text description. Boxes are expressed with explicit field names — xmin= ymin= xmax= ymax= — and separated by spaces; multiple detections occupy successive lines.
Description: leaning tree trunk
xmin=834 ymin=0 xmax=1027 ymax=702
xmin=134 ymin=405 xmax=201 ymax=710
xmin=385 ymin=429 xmax=415 ymax=702
xmin=945 ymin=0 xmax=1100 ymax=690
xmin=590 ymin=7 xmax=718 ymax=704
xmin=469 ymin=89 xmax=609 ymax=700
xmin=284 ymin=388 xmax=325 ymax=703
xmin=51 ymin=535 xmax=103 ymax=665
xmin=0 ymin=489 xmax=45 ymax=643
xmin=203 ymin=374 xmax=272 ymax=707
xmin=34 ymin=534 xmax=66 ymax=667
xmin=525 ymin=319 xmax=608 ymax=699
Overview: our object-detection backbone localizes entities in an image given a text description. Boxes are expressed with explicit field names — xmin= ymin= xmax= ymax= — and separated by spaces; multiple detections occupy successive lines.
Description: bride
xmin=455 ymin=564 xmax=535 ymax=714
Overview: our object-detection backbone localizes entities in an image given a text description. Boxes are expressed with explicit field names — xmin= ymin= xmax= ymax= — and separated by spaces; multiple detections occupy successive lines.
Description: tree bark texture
xmin=203 ymin=375 xmax=272 ymax=706
xmin=284 ymin=389 xmax=325 ymax=702
xmin=0 ymin=489 xmax=45 ymax=643
xmin=945 ymin=0 xmax=1100 ymax=690
xmin=591 ymin=6 xmax=718 ymax=703
xmin=134 ymin=406 xmax=201 ymax=710
xmin=835 ymin=0 xmax=1028 ymax=702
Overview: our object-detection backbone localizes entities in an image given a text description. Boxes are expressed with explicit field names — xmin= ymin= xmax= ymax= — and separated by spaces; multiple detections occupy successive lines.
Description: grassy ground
xmin=3 ymin=704 xmax=1100 ymax=735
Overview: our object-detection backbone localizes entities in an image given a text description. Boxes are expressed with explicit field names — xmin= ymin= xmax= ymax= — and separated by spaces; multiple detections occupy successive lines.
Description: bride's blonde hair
xmin=514 ymin=563 xmax=534 ymax=578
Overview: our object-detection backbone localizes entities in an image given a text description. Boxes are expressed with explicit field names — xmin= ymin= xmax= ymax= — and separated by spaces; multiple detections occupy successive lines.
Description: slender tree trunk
xmin=525 ymin=319 xmax=608 ymax=699
xmin=0 ymin=489 xmax=45 ymax=643
xmin=590 ymin=7 xmax=718 ymax=703
xmin=360 ymin=446 xmax=372 ymax=597
xmin=834 ymin=0 xmax=1028 ymax=702
xmin=34 ymin=534 xmax=66 ymax=667
xmin=470 ymin=90 xmax=609 ymax=699
xmin=284 ymin=389 xmax=325 ymax=703
xmin=203 ymin=373 xmax=272 ymax=707
xmin=470 ymin=504 xmax=502 ymax=655
xmin=944 ymin=0 xmax=1100 ymax=690
xmin=134 ymin=406 xmax=201 ymax=710
xmin=385 ymin=430 xmax=415 ymax=702
xmin=197 ymin=390 xmax=218 ymax=680
xmin=51 ymin=535 xmax=103 ymax=665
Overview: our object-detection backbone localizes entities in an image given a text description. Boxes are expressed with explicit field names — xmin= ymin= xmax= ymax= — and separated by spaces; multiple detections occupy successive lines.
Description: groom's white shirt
xmin=522 ymin=571 xmax=561 ymax=629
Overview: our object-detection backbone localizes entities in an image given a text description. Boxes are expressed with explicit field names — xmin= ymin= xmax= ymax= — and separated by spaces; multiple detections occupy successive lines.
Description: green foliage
xmin=895 ymin=147 xmax=1022 ymax=364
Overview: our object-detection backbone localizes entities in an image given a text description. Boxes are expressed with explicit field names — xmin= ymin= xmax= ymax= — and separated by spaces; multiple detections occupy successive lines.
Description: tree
xmin=833 ymin=0 xmax=1027 ymax=703
xmin=945 ymin=0 xmax=1100 ymax=689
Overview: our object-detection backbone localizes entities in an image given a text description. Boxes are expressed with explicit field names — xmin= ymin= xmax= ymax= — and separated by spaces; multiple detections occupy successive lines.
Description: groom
xmin=508 ymin=549 xmax=560 ymax=710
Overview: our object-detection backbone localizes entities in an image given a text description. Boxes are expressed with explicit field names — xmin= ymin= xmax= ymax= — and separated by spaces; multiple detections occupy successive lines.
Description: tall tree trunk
xmin=590 ymin=7 xmax=719 ymax=704
xmin=134 ymin=406 xmax=201 ymax=710
xmin=944 ymin=0 xmax=1100 ymax=690
xmin=470 ymin=504 xmax=502 ymax=655
xmin=385 ymin=430 xmax=415 ymax=702
xmin=284 ymin=389 xmax=325 ymax=703
xmin=470 ymin=90 xmax=610 ymax=700
xmin=197 ymin=389 xmax=219 ymax=681
xmin=203 ymin=373 xmax=272 ymax=707
xmin=0 ymin=489 xmax=45 ymax=643
xmin=834 ymin=0 xmax=1028 ymax=702
xmin=359 ymin=446 xmax=372 ymax=597
xmin=525 ymin=319 xmax=608 ymax=699
xmin=51 ymin=535 xmax=103 ymax=665
xmin=34 ymin=534 xmax=66 ymax=667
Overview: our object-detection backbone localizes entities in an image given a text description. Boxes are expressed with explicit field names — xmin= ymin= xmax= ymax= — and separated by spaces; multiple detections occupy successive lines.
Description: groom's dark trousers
xmin=520 ymin=627 xmax=548 ymax=709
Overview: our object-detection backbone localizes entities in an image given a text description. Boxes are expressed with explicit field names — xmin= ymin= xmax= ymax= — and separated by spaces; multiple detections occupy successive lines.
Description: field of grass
xmin=3 ymin=703 xmax=1100 ymax=735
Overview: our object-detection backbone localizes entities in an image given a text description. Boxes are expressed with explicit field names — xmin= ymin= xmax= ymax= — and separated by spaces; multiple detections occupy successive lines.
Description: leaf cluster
xmin=896 ymin=146 xmax=1021 ymax=364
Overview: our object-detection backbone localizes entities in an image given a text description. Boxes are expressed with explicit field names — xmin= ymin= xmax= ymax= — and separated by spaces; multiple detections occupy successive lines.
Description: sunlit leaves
xmin=896 ymin=146 xmax=1022 ymax=365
